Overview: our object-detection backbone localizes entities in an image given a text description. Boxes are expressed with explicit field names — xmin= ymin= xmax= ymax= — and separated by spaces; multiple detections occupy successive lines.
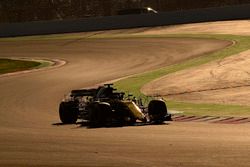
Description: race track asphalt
xmin=0 ymin=28 xmax=249 ymax=167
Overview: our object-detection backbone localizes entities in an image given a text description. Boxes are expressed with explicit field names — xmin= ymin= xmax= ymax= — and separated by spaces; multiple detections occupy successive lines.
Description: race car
xmin=59 ymin=84 xmax=171 ymax=127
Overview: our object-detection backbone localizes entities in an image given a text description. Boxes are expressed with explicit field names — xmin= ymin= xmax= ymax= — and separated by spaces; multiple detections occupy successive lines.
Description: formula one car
xmin=59 ymin=84 xmax=171 ymax=127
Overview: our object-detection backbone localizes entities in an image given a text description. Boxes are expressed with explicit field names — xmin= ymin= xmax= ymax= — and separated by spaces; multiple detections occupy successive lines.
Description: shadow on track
xmin=52 ymin=121 xmax=170 ymax=129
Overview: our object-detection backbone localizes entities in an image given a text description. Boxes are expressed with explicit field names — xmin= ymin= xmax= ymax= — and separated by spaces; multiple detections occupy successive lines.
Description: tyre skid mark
xmin=212 ymin=117 xmax=235 ymax=123
xmin=183 ymin=115 xmax=211 ymax=122
xmin=197 ymin=116 xmax=221 ymax=122
xmin=172 ymin=115 xmax=196 ymax=121
xmin=224 ymin=118 xmax=250 ymax=124
xmin=164 ymin=83 xmax=250 ymax=96
xmin=172 ymin=115 xmax=250 ymax=124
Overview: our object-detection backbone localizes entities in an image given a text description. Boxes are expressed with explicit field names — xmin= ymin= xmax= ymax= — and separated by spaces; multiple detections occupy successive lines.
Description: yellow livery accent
xmin=123 ymin=101 xmax=146 ymax=121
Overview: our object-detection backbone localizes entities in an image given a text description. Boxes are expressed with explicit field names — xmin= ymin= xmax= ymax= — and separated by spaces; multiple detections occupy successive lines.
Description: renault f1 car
xmin=59 ymin=84 xmax=171 ymax=127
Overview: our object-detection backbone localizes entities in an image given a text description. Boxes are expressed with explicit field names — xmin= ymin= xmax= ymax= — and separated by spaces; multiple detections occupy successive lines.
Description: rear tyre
xmin=98 ymin=102 xmax=113 ymax=126
xmin=89 ymin=102 xmax=112 ymax=127
xmin=126 ymin=115 xmax=136 ymax=125
xmin=148 ymin=100 xmax=169 ymax=123
xmin=59 ymin=101 xmax=78 ymax=124
xmin=112 ymin=101 xmax=136 ymax=126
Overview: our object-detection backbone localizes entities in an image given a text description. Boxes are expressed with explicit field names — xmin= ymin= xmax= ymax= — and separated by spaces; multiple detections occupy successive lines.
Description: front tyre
xmin=148 ymin=99 xmax=170 ymax=123
xmin=59 ymin=101 xmax=78 ymax=124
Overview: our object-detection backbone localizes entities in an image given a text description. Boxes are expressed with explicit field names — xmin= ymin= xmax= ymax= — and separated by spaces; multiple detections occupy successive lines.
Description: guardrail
xmin=0 ymin=4 xmax=249 ymax=37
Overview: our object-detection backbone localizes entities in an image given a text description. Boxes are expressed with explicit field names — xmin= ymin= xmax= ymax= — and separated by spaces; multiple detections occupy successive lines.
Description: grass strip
xmin=167 ymin=100 xmax=250 ymax=117
xmin=0 ymin=58 xmax=41 ymax=74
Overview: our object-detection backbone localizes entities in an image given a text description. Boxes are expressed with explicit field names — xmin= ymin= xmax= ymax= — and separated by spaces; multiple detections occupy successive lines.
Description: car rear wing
xmin=71 ymin=89 xmax=97 ymax=97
